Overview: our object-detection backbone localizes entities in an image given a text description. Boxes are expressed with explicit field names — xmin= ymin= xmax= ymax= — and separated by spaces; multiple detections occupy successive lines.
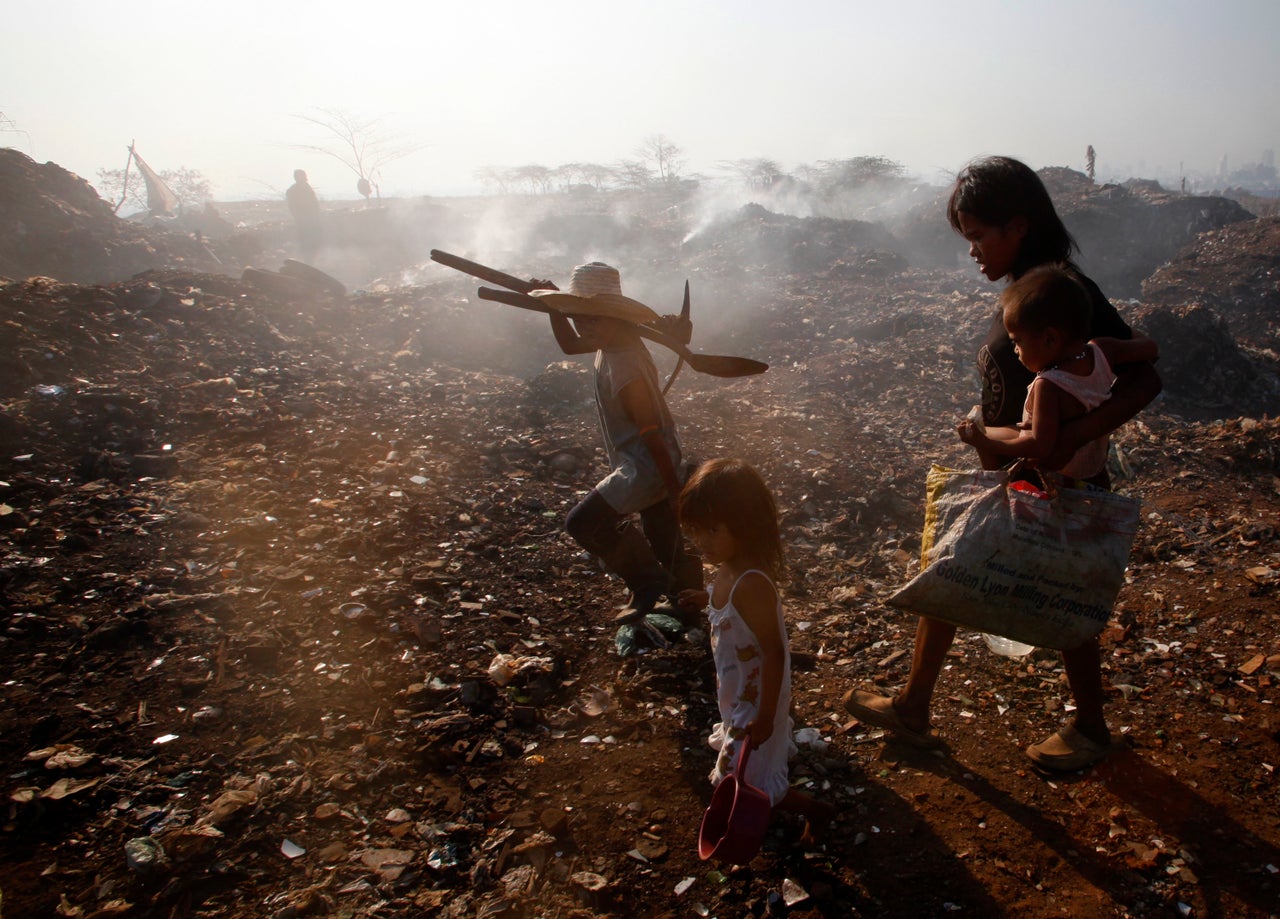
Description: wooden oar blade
xmin=475 ymin=287 xmax=767 ymax=378
xmin=684 ymin=354 xmax=768 ymax=377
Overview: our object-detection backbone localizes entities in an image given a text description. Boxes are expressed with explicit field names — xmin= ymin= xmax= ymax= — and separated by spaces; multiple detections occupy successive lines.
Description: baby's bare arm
xmin=1050 ymin=359 xmax=1161 ymax=468
xmin=979 ymin=424 xmax=1024 ymax=444
xmin=957 ymin=380 xmax=1062 ymax=461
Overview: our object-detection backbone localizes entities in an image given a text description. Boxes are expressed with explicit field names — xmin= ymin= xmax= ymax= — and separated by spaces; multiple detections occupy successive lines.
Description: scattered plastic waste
xmin=124 ymin=837 xmax=168 ymax=875
xmin=426 ymin=843 xmax=464 ymax=870
xmin=793 ymin=727 xmax=828 ymax=751
xmin=782 ymin=878 xmax=809 ymax=907
xmin=983 ymin=633 xmax=1035 ymax=657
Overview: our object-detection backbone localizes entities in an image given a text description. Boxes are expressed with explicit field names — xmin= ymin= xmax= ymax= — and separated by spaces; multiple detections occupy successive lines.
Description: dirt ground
xmin=1 ymin=164 xmax=1279 ymax=918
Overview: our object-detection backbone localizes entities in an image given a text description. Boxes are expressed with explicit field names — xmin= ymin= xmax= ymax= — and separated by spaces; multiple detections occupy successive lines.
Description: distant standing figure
xmin=286 ymin=169 xmax=322 ymax=262
xmin=357 ymin=175 xmax=373 ymax=204
xmin=1086 ymin=145 xmax=1096 ymax=181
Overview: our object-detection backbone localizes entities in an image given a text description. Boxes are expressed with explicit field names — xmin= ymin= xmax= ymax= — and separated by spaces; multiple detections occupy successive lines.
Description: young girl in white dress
xmin=677 ymin=458 xmax=831 ymax=838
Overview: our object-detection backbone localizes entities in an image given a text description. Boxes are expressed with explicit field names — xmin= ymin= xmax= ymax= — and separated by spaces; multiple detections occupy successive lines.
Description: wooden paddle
xmin=430 ymin=249 xmax=541 ymax=295
xmin=475 ymin=287 xmax=767 ymax=379
xmin=429 ymin=249 xmax=767 ymax=378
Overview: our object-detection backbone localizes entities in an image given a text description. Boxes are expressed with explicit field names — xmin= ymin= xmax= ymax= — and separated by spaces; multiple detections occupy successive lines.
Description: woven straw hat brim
xmin=528 ymin=290 xmax=660 ymax=325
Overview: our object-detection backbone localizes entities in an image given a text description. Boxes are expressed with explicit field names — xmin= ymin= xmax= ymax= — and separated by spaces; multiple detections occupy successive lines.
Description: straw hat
xmin=529 ymin=262 xmax=660 ymax=325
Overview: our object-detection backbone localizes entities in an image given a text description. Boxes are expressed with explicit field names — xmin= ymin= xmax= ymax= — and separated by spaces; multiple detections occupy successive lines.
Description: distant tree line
xmin=475 ymin=134 xmax=689 ymax=195
xmin=476 ymin=139 xmax=909 ymax=202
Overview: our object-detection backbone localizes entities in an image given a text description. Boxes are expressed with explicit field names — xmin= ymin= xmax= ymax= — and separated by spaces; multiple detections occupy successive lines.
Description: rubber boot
xmin=595 ymin=524 xmax=672 ymax=624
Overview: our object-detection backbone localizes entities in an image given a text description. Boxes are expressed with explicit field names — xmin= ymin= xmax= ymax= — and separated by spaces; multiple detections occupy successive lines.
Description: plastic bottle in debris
xmin=983 ymin=633 xmax=1035 ymax=657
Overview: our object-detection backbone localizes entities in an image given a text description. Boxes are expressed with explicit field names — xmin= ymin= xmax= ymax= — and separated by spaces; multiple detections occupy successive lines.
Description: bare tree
xmin=636 ymin=134 xmax=684 ymax=183
xmin=615 ymin=159 xmax=654 ymax=189
xmin=553 ymin=162 xmax=595 ymax=192
xmin=811 ymin=156 xmax=905 ymax=198
xmin=473 ymin=165 xmax=512 ymax=195
xmin=718 ymin=158 xmax=787 ymax=190
xmin=510 ymin=165 xmax=553 ymax=195
xmin=1 ymin=112 xmax=32 ymax=151
xmin=478 ymin=160 xmax=619 ymax=195
xmin=293 ymin=108 xmax=420 ymax=201
xmin=580 ymin=163 xmax=618 ymax=191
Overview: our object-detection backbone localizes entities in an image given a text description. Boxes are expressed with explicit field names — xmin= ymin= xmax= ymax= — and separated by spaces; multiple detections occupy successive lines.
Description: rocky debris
xmin=2 ymin=161 xmax=1280 ymax=917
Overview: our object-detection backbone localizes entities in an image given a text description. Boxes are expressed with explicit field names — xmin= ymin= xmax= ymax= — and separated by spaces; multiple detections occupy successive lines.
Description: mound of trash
xmin=683 ymin=202 xmax=904 ymax=275
xmin=4 ymin=151 xmax=1280 ymax=916
xmin=890 ymin=167 xmax=1254 ymax=298
xmin=1055 ymin=175 xmax=1255 ymax=299
xmin=1129 ymin=301 xmax=1279 ymax=418
xmin=0 ymin=149 xmax=229 ymax=284
xmin=1141 ymin=216 xmax=1280 ymax=351
xmin=4 ymin=248 xmax=1280 ymax=919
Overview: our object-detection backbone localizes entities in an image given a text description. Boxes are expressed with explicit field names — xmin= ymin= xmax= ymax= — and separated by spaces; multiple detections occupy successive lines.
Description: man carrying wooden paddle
xmin=530 ymin=262 xmax=703 ymax=625
xmin=429 ymin=249 xmax=766 ymax=629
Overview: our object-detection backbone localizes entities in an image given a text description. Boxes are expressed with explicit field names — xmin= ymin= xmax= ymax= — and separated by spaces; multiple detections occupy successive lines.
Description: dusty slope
xmin=1 ymin=247 xmax=1277 ymax=918
xmin=2 ymin=158 xmax=1278 ymax=917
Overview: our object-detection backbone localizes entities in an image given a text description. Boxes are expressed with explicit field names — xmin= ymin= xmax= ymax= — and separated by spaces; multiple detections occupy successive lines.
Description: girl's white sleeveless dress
xmin=707 ymin=569 xmax=796 ymax=805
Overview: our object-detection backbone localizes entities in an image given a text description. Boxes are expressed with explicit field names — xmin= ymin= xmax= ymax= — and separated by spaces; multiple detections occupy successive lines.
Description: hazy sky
xmin=5 ymin=0 xmax=1278 ymax=201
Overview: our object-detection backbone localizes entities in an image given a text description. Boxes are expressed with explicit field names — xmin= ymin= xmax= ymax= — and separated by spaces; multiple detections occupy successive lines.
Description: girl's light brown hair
xmin=677 ymin=458 xmax=784 ymax=582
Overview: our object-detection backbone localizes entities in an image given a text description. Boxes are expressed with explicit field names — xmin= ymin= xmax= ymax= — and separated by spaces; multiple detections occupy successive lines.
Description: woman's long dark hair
xmin=946 ymin=155 xmax=1079 ymax=277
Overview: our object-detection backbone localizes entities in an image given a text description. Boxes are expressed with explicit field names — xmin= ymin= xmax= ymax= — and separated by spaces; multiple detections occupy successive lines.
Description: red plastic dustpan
xmin=697 ymin=738 xmax=772 ymax=863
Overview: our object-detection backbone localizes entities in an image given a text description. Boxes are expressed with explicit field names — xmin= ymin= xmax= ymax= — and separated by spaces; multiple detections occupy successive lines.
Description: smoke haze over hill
xmin=3 ymin=0 xmax=1278 ymax=202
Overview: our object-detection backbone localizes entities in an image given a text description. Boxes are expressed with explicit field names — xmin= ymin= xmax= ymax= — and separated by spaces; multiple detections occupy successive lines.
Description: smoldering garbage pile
xmin=886 ymin=166 xmax=1258 ymax=300
xmin=1132 ymin=215 xmax=1280 ymax=416
xmin=2 ymin=153 xmax=1279 ymax=918
xmin=681 ymin=202 xmax=907 ymax=277
xmin=0 ymin=149 xmax=236 ymax=284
